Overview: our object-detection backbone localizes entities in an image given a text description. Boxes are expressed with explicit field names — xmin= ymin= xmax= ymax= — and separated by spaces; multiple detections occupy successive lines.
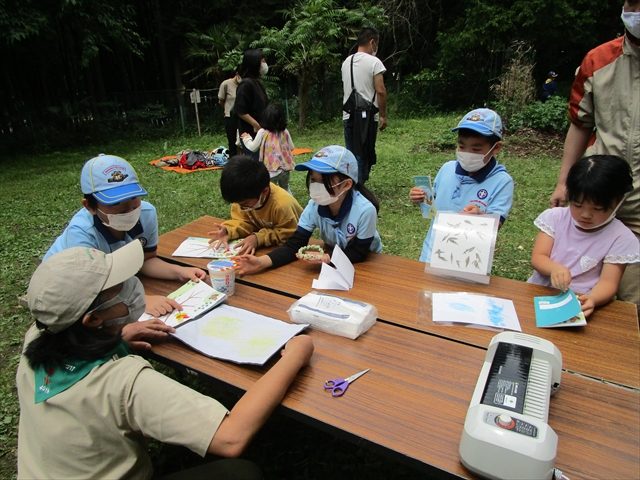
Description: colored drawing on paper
xmin=172 ymin=237 xmax=242 ymax=258
xmin=138 ymin=280 xmax=226 ymax=328
xmin=172 ymin=304 xmax=308 ymax=365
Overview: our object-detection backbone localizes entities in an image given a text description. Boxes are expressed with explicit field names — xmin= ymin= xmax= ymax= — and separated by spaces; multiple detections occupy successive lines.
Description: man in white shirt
xmin=341 ymin=26 xmax=387 ymax=184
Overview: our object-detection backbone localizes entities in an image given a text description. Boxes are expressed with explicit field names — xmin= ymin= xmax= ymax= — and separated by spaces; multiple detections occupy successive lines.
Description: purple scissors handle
xmin=324 ymin=378 xmax=349 ymax=397
xmin=323 ymin=368 xmax=370 ymax=397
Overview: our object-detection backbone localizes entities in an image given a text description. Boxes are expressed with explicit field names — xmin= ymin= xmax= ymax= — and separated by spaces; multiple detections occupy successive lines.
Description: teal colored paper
xmin=534 ymin=290 xmax=582 ymax=327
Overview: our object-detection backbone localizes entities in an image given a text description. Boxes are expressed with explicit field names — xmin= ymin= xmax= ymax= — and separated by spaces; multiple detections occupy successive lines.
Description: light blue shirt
xmin=298 ymin=190 xmax=382 ymax=252
xmin=420 ymin=158 xmax=514 ymax=262
xmin=43 ymin=201 xmax=158 ymax=260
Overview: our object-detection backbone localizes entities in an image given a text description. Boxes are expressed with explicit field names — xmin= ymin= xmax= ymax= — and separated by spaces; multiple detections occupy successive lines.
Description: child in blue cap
xmin=237 ymin=145 xmax=382 ymax=274
xmin=44 ymin=155 xmax=205 ymax=347
xmin=409 ymin=108 xmax=514 ymax=263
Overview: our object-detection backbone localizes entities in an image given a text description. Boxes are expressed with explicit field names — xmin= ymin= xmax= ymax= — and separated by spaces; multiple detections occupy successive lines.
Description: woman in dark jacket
xmin=235 ymin=49 xmax=269 ymax=159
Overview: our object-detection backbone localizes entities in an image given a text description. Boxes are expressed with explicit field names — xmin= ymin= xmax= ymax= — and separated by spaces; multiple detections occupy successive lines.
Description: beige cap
xmin=28 ymin=241 xmax=144 ymax=333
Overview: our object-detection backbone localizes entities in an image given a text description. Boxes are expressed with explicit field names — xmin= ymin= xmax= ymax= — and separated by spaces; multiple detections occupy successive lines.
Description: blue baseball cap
xmin=294 ymin=145 xmax=358 ymax=182
xmin=80 ymin=154 xmax=148 ymax=205
xmin=452 ymin=108 xmax=504 ymax=139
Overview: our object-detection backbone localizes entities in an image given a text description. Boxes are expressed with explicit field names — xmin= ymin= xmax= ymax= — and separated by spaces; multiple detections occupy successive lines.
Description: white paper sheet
xmin=172 ymin=236 xmax=242 ymax=258
xmin=429 ymin=213 xmax=499 ymax=275
xmin=432 ymin=292 xmax=522 ymax=331
xmin=311 ymin=245 xmax=354 ymax=290
xmin=138 ymin=280 xmax=226 ymax=327
xmin=171 ymin=305 xmax=308 ymax=365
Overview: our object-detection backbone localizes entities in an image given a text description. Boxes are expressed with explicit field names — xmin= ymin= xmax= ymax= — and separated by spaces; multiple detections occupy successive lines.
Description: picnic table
xmin=143 ymin=216 xmax=640 ymax=479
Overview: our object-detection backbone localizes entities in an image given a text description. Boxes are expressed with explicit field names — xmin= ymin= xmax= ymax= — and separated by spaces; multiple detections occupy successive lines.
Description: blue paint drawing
xmin=487 ymin=299 xmax=506 ymax=326
xmin=448 ymin=302 xmax=475 ymax=312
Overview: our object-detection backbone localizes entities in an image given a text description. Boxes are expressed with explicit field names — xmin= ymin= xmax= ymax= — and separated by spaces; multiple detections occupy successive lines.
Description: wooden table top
xmin=157 ymin=216 xmax=640 ymax=389
xmin=142 ymin=276 xmax=640 ymax=480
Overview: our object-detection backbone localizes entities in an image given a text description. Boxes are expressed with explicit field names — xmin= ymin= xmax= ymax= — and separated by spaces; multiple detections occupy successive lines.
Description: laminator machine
xmin=459 ymin=332 xmax=563 ymax=480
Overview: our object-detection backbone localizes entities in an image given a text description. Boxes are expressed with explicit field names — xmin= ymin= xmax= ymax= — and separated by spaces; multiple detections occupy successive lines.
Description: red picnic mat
xmin=150 ymin=148 xmax=313 ymax=173
xmin=149 ymin=156 xmax=222 ymax=174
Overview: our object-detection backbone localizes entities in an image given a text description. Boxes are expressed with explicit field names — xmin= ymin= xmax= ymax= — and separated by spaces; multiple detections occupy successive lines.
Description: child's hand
xmin=122 ymin=319 xmax=175 ymax=351
xmin=550 ymin=265 xmax=572 ymax=292
xmin=280 ymin=335 xmax=314 ymax=367
xmin=236 ymin=254 xmax=271 ymax=275
xmin=409 ymin=187 xmax=425 ymax=205
xmin=178 ymin=266 xmax=206 ymax=282
xmin=460 ymin=204 xmax=483 ymax=215
xmin=208 ymin=224 xmax=229 ymax=250
xmin=295 ymin=252 xmax=331 ymax=265
xmin=240 ymin=132 xmax=251 ymax=139
xmin=578 ymin=294 xmax=595 ymax=318
xmin=146 ymin=295 xmax=182 ymax=316
xmin=235 ymin=234 xmax=258 ymax=255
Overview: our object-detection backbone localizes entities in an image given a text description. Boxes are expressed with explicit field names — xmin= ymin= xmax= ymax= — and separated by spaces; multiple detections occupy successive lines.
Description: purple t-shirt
xmin=527 ymin=207 xmax=639 ymax=294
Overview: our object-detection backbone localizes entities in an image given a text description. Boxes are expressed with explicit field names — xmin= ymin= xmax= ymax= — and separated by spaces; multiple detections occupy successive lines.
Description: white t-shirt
xmin=341 ymin=52 xmax=386 ymax=121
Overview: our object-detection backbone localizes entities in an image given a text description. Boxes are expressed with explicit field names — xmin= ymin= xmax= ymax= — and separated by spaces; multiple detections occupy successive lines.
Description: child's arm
xmin=141 ymin=253 xmax=206 ymax=283
xmin=208 ymin=335 xmax=313 ymax=457
xmin=237 ymin=229 xmax=312 ymax=275
xmin=221 ymin=206 xmax=260 ymax=242
xmin=530 ymin=231 xmax=572 ymax=292
xmin=285 ymin=129 xmax=294 ymax=149
xmin=240 ymin=129 xmax=264 ymax=152
xmin=253 ymin=208 xmax=301 ymax=247
xmin=577 ymin=263 xmax=626 ymax=317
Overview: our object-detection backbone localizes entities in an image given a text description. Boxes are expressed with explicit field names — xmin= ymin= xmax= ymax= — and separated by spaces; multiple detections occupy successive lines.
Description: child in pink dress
xmin=240 ymin=103 xmax=295 ymax=193
xmin=528 ymin=155 xmax=639 ymax=317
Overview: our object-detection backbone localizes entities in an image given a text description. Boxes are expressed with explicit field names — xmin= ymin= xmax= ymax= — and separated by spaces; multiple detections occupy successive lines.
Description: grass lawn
xmin=0 ymin=115 xmax=563 ymax=478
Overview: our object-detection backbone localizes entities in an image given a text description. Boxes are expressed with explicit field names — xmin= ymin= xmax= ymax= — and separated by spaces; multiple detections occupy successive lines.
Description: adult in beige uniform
xmin=16 ymin=241 xmax=313 ymax=479
xmin=551 ymin=0 xmax=640 ymax=307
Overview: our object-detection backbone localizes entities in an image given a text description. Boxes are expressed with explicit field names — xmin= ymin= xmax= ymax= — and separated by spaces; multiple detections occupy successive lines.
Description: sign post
xmin=190 ymin=88 xmax=202 ymax=136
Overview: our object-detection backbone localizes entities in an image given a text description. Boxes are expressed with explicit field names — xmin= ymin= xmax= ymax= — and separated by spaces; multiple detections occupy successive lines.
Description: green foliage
xmin=505 ymin=96 xmax=570 ymax=133
xmin=184 ymin=24 xmax=250 ymax=80
xmin=255 ymin=0 xmax=386 ymax=129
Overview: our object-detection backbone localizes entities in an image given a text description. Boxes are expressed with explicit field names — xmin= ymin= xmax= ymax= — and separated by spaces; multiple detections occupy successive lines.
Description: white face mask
xmin=98 ymin=205 xmax=141 ymax=231
xmin=260 ymin=62 xmax=269 ymax=76
xmin=309 ymin=180 xmax=347 ymax=206
xmin=239 ymin=191 xmax=266 ymax=211
xmin=622 ymin=9 xmax=640 ymax=38
xmin=457 ymin=144 xmax=496 ymax=173
xmin=571 ymin=195 xmax=627 ymax=230
xmin=90 ymin=277 xmax=146 ymax=327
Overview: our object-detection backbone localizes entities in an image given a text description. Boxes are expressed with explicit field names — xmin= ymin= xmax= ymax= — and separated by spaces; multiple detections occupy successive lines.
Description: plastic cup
xmin=207 ymin=260 xmax=238 ymax=296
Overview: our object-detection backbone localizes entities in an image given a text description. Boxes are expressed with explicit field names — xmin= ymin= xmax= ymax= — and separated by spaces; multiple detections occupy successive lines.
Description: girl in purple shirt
xmin=529 ymin=155 xmax=639 ymax=317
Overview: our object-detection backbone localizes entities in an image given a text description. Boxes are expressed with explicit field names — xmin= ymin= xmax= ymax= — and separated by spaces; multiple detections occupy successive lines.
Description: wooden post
xmin=191 ymin=88 xmax=201 ymax=136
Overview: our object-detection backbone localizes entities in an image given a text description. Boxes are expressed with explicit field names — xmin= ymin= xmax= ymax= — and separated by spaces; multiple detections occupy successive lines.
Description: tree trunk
xmin=297 ymin=73 xmax=312 ymax=130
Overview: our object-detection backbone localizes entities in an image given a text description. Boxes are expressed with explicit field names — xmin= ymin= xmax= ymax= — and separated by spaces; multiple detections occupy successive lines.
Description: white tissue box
xmin=287 ymin=292 xmax=377 ymax=339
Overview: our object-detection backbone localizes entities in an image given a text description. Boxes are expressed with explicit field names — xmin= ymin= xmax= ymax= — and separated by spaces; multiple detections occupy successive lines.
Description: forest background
xmin=0 ymin=0 xmax=630 ymax=149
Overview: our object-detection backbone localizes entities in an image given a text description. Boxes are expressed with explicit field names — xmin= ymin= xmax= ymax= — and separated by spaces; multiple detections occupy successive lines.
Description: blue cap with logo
xmin=80 ymin=154 xmax=148 ymax=205
xmin=451 ymin=108 xmax=504 ymax=140
xmin=294 ymin=145 xmax=358 ymax=182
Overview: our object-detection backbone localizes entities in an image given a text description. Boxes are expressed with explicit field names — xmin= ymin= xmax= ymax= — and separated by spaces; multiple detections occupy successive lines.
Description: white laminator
xmin=459 ymin=332 xmax=562 ymax=480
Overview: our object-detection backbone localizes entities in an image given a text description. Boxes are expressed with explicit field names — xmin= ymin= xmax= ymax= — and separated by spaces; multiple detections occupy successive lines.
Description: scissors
xmin=324 ymin=368 xmax=370 ymax=397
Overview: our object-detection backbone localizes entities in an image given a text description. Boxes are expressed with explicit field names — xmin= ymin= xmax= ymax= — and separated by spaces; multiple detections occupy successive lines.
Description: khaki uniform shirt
xmin=570 ymin=34 xmax=640 ymax=234
xmin=17 ymin=325 xmax=228 ymax=479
